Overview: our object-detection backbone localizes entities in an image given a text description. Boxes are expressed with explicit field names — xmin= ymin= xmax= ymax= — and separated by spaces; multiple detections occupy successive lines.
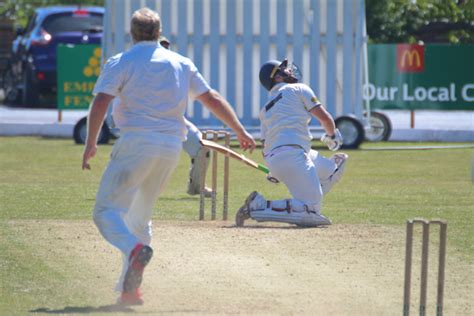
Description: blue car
xmin=3 ymin=6 xmax=104 ymax=107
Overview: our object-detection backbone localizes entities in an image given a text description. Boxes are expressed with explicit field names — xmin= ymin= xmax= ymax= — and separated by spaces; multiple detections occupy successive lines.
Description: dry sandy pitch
xmin=14 ymin=220 xmax=473 ymax=315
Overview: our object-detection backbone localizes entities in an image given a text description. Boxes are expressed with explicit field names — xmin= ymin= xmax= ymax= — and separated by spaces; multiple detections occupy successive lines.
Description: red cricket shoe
xmin=120 ymin=243 xmax=153 ymax=304
xmin=118 ymin=288 xmax=144 ymax=306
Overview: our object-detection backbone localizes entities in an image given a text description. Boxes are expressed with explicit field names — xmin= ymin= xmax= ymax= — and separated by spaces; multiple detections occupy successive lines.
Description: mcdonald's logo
xmin=397 ymin=44 xmax=425 ymax=73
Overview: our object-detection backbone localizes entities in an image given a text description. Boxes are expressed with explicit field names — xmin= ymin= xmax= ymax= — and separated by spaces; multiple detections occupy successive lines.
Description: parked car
xmin=73 ymin=116 xmax=112 ymax=145
xmin=3 ymin=6 xmax=104 ymax=107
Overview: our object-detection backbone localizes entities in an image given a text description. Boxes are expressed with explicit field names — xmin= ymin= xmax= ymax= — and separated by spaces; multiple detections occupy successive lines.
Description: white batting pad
xmin=250 ymin=207 xmax=332 ymax=227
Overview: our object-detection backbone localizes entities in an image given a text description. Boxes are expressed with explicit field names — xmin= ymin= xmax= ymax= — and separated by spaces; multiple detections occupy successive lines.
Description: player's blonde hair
xmin=131 ymin=8 xmax=161 ymax=43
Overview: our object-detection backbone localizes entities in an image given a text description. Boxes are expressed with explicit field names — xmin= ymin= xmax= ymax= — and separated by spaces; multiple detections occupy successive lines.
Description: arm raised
xmin=197 ymin=89 xmax=256 ymax=152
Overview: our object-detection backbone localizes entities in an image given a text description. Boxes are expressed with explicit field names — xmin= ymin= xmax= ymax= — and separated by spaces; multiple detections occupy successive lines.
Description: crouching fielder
xmin=182 ymin=118 xmax=212 ymax=197
xmin=159 ymin=36 xmax=212 ymax=198
xmin=236 ymin=59 xmax=348 ymax=228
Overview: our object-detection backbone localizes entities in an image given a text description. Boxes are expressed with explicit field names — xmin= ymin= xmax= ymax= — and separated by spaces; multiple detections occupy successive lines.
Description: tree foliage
xmin=0 ymin=0 xmax=104 ymax=27
xmin=1 ymin=0 xmax=473 ymax=44
xmin=366 ymin=0 xmax=474 ymax=43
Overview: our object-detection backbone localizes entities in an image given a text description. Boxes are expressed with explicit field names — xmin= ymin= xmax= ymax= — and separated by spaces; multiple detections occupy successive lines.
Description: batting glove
xmin=321 ymin=128 xmax=343 ymax=151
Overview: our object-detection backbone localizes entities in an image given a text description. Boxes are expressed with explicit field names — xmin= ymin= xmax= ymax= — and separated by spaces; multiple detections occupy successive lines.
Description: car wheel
xmin=21 ymin=64 xmax=40 ymax=107
xmin=73 ymin=117 xmax=110 ymax=145
xmin=335 ymin=115 xmax=365 ymax=149
xmin=364 ymin=111 xmax=392 ymax=142
xmin=3 ymin=66 xmax=21 ymax=105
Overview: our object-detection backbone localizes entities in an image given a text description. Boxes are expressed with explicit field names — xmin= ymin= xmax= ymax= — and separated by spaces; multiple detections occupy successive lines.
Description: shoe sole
xmin=331 ymin=153 xmax=348 ymax=168
xmin=321 ymin=154 xmax=348 ymax=195
xmin=332 ymin=154 xmax=348 ymax=179
xmin=235 ymin=191 xmax=258 ymax=227
xmin=118 ymin=294 xmax=144 ymax=306
xmin=123 ymin=246 xmax=153 ymax=293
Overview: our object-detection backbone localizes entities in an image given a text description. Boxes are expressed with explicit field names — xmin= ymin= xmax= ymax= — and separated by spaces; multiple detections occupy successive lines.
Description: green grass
xmin=0 ymin=136 xmax=473 ymax=313
xmin=0 ymin=221 xmax=97 ymax=314
xmin=1 ymin=136 xmax=472 ymax=257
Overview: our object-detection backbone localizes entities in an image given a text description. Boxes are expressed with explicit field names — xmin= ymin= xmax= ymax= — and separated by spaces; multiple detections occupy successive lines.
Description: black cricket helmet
xmin=259 ymin=58 xmax=301 ymax=91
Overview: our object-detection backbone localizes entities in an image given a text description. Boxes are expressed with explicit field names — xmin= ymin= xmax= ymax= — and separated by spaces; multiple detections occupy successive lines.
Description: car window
xmin=24 ymin=13 xmax=38 ymax=35
xmin=42 ymin=12 xmax=103 ymax=34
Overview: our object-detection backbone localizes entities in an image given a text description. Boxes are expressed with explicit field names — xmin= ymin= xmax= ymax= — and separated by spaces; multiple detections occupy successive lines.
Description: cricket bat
xmin=200 ymin=139 xmax=270 ymax=174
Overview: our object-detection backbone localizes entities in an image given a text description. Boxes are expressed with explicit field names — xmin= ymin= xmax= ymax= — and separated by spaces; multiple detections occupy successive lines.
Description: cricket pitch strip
xmin=7 ymin=220 xmax=473 ymax=315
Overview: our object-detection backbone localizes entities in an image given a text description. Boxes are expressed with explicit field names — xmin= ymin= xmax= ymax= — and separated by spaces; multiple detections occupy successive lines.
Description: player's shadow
xmin=30 ymin=304 xmax=135 ymax=314
xmin=31 ymin=306 xmax=202 ymax=314
xmin=160 ymin=196 xmax=198 ymax=201
xmin=223 ymin=224 xmax=330 ymax=230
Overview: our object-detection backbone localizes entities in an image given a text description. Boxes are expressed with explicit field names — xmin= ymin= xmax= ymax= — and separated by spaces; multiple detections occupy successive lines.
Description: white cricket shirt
xmin=93 ymin=41 xmax=210 ymax=140
xmin=259 ymin=82 xmax=322 ymax=155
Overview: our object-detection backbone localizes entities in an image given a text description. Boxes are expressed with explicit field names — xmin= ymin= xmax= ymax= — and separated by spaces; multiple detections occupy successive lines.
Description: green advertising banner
xmin=366 ymin=44 xmax=474 ymax=110
xmin=57 ymin=44 xmax=101 ymax=110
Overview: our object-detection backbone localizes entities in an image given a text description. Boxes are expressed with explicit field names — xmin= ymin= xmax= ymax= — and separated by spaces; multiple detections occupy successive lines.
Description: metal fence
xmin=104 ymin=0 xmax=367 ymax=128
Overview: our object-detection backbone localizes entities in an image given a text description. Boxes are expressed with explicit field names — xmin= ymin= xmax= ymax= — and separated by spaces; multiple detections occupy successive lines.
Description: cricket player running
xmin=82 ymin=8 xmax=255 ymax=305
xmin=236 ymin=59 xmax=348 ymax=228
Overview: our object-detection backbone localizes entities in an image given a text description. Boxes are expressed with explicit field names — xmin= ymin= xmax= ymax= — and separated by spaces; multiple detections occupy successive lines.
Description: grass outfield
xmin=0 ymin=136 xmax=473 ymax=313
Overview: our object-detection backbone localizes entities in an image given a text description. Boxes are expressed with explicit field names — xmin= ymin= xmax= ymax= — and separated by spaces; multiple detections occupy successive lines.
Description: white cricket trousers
xmin=265 ymin=148 xmax=336 ymax=211
xmin=93 ymin=131 xmax=182 ymax=290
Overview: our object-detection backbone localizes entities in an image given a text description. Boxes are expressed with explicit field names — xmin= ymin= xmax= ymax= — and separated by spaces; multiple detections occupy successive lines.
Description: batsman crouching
xmin=236 ymin=59 xmax=348 ymax=228
xmin=82 ymin=7 xmax=255 ymax=305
